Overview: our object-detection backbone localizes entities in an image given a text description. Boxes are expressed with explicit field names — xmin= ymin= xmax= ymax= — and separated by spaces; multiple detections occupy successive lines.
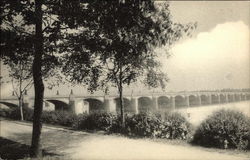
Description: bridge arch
xmin=188 ymin=95 xmax=199 ymax=106
xmin=246 ymin=94 xmax=250 ymax=100
xmin=114 ymin=98 xmax=132 ymax=113
xmin=138 ymin=97 xmax=153 ymax=113
xmin=175 ymin=95 xmax=186 ymax=108
xmin=0 ymin=101 xmax=18 ymax=109
xmin=240 ymin=94 xmax=246 ymax=101
xmin=200 ymin=95 xmax=210 ymax=105
xmin=46 ymin=100 xmax=70 ymax=112
xmin=211 ymin=94 xmax=219 ymax=104
xmin=220 ymin=94 xmax=227 ymax=103
xmin=84 ymin=98 xmax=104 ymax=113
xmin=234 ymin=94 xmax=240 ymax=101
xmin=158 ymin=96 xmax=171 ymax=110
xmin=43 ymin=101 xmax=55 ymax=111
xmin=227 ymin=94 xmax=234 ymax=102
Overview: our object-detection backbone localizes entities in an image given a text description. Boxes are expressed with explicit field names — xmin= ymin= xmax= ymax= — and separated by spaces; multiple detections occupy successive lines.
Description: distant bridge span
xmin=0 ymin=91 xmax=250 ymax=114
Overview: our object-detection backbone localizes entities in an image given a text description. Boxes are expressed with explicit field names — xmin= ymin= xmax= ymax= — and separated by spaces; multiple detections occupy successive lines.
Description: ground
xmin=0 ymin=119 xmax=249 ymax=160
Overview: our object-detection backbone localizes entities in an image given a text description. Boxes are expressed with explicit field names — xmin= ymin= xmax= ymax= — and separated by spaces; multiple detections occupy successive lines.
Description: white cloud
xmin=161 ymin=21 xmax=250 ymax=91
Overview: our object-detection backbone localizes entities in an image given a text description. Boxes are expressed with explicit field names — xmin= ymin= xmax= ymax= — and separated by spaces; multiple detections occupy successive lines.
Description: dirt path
xmin=0 ymin=119 xmax=249 ymax=160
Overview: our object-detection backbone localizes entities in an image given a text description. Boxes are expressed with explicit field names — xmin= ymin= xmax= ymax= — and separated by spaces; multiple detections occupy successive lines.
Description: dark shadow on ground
xmin=0 ymin=137 xmax=60 ymax=159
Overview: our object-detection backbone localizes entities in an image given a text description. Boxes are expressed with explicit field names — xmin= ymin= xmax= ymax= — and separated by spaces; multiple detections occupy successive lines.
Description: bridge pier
xmin=131 ymin=97 xmax=139 ymax=114
xmin=225 ymin=94 xmax=229 ymax=103
xmin=218 ymin=94 xmax=221 ymax=104
xmin=234 ymin=94 xmax=237 ymax=101
xmin=75 ymin=100 xmax=89 ymax=114
xmin=69 ymin=100 xmax=76 ymax=113
xmin=242 ymin=94 xmax=246 ymax=101
xmin=69 ymin=95 xmax=89 ymax=114
xmin=68 ymin=92 xmax=75 ymax=113
xmin=198 ymin=95 xmax=202 ymax=106
xmin=185 ymin=96 xmax=190 ymax=107
xmin=104 ymin=97 xmax=116 ymax=113
xmin=208 ymin=94 xmax=212 ymax=104
xmin=152 ymin=96 xmax=158 ymax=111
xmin=171 ymin=96 xmax=175 ymax=110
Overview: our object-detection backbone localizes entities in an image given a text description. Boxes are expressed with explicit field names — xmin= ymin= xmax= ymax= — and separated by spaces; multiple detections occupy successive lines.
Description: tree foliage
xmin=1 ymin=0 xmax=196 ymax=156
xmin=61 ymin=1 xmax=196 ymax=127
xmin=0 ymin=0 xmax=93 ymax=157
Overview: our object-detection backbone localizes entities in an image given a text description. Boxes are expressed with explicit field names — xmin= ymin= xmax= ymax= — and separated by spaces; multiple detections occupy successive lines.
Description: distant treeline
xmin=197 ymin=88 xmax=250 ymax=92
xmin=173 ymin=88 xmax=250 ymax=93
xmin=220 ymin=88 xmax=250 ymax=92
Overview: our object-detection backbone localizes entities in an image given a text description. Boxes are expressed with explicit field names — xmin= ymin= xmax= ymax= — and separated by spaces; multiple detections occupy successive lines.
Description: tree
xmin=0 ymin=0 xmax=89 ymax=157
xmin=1 ymin=30 xmax=34 ymax=120
xmin=1 ymin=32 xmax=63 ymax=121
xmin=7 ymin=55 xmax=33 ymax=121
xmin=61 ymin=1 xmax=195 ymax=128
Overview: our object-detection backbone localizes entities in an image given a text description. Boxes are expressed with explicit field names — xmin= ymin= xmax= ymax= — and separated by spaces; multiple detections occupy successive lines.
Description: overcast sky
xmin=163 ymin=1 xmax=250 ymax=91
xmin=1 ymin=1 xmax=250 ymax=97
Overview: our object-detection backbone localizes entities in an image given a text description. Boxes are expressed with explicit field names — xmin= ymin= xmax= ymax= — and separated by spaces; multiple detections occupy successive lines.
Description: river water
xmin=177 ymin=101 xmax=250 ymax=126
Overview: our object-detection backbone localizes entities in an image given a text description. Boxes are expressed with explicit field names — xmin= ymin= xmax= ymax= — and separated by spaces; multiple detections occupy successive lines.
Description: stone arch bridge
xmin=0 ymin=91 xmax=250 ymax=115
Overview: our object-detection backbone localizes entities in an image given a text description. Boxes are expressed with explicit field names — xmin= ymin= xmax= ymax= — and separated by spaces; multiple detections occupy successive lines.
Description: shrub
xmin=0 ymin=107 xmax=192 ymax=141
xmin=59 ymin=111 xmax=78 ymax=127
xmin=192 ymin=109 xmax=250 ymax=150
xmin=41 ymin=110 xmax=81 ymax=127
xmin=79 ymin=113 xmax=117 ymax=131
xmin=0 ymin=109 xmax=12 ymax=117
xmin=22 ymin=107 xmax=33 ymax=121
xmin=72 ymin=114 xmax=88 ymax=129
xmin=162 ymin=112 xmax=192 ymax=139
xmin=120 ymin=112 xmax=191 ymax=139
xmin=0 ymin=107 xmax=33 ymax=121
xmin=7 ymin=107 xmax=22 ymax=120
xmin=122 ymin=113 xmax=160 ymax=137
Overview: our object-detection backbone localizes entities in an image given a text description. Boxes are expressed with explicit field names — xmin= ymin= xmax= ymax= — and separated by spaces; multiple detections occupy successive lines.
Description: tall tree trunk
xmin=19 ymin=69 xmax=24 ymax=121
xmin=19 ymin=96 xmax=24 ymax=121
xmin=118 ymin=64 xmax=125 ymax=129
xmin=30 ymin=0 xmax=44 ymax=157
xmin=119 ymin=84 xmax=125 ymax=128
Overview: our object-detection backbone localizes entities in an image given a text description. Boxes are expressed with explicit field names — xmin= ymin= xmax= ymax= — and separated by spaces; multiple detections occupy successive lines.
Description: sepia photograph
xmin=0 ymin=0 xmax=249 ymax=159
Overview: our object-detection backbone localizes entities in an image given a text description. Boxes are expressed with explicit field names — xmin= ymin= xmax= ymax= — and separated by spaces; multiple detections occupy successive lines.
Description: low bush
xmin=0 ymin=107 xmax=33 ymax=121
xmin=0 ymin=107 xmax=192 ymax=141
xmin=0 ymin=109 xmax=12 ymax=118
xmin=78 ymin=113 xmax=118 ymax=131
xmin=41 ymin=110 xmax=94 ymax=129
xmin=0 ymin=107 xmax=79 ymax=127
xmin=72 ymin=114 xmax=88 ymax=129
xmin=122 ymin=112 xmax=191 ymax=139
xmin=22 ymin=107 xmax=33 ymax=121
xmin=192 ymin=109 xmax=250 ymax=150
xmin=162 ymin=112 xmax=192 ymax=139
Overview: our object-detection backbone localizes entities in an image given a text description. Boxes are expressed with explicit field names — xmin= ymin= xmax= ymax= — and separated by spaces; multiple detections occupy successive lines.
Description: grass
xmin=149 ymin=136 xmax=250 ymax=158
xmin=0 ymin=137 xmax=61 ymax=160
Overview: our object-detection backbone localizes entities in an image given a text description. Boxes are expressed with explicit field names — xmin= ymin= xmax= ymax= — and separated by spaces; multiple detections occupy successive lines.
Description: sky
xmin=163 ymin=1 xmax=250 ymax=91
xmin=1 ymin=1 xmax=250 ymax=97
